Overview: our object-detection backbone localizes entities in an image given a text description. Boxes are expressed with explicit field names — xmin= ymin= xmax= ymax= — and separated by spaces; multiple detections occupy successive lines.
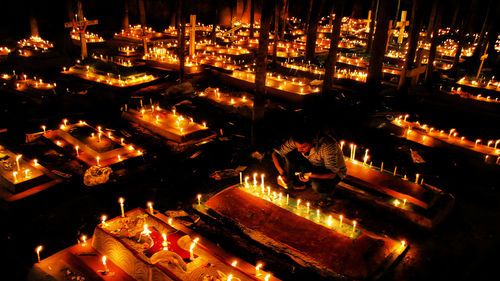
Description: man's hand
xmin=277 ymin=175 xmax=289 ymax=189
xmin=297 ymin=172 xmax=311 ymax=182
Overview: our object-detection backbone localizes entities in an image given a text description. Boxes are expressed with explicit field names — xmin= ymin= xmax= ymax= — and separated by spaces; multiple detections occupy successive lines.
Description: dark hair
xmin=291 ymin=127 xmax=315 ymax=144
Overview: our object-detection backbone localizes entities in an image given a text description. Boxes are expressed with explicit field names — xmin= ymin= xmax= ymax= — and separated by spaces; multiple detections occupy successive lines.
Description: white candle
xmin=403 ymin=198 xmax=407 ymax=206
xmin=42 ymin=125 xmax=46 ymax=134
xmin=189 ymin=242 xmax=195 ymax=260
xmin=352 ymin=221 xmax=357 ymax=237
xmin=101 ymin=215 xmax=107 ymax=225
xmin=415 ymin=174 xmax=420 ymax=184
xmin=328 ymin=215 xmax=333 ymax=227
xmin=15 ymin=155 xmax=22 ymax=171
xmin=253 ymin=173 xmax=257 ymax=187
xmin=13 ymin=172 xmax=18 ymax=183
xmin=393 ymin=166 xmax=397 ymax=176
xmin=261 ymin=173 xmax=265 ymax=189
xmin=119 ymin=197 xmax=125 ymax=217
xmin=244 ymin=176 xmax=249 ymax=187
xmin=81 ymin=235 xmax=87 ymax=246
xmin=381 ymin=162 xmax=384 ymax=172
xmin=286 ymin=194 xmax=289 ymax=205
xmin=339 ymin=215 xmax=343 ymax=227
xmin=162 ymin=233 xmax=168 ymax=250
xmin=240 ymin=172 xmax=242 ymax=185
xmin=24 ymin=169 xmax=30 ymax=178
xmin=306 ymin=202 xmax=310 ymax=214
xmin=255 ymin=263 xmax=263 ymax=276
xmin=148 ymin=202 xmax=154 ymax=214
xmin=35 ymin=245 xmax=43 ymax=263
xmin=102 ymin=256 xmax=109 ymax=273
xmin=96 ymin=156 xmax=100 ymax=166
xmin=297 ymin=199 xmax=301 ymax=210
xmin=75 ymin=146 xmax=79 ymax=156
xmin=33 ymin=159 xmax=38 ymax=166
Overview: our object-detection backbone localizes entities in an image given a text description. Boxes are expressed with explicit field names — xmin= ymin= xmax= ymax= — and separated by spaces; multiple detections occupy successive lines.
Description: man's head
xmin=292 ymin=128 xmax=315 ymax=155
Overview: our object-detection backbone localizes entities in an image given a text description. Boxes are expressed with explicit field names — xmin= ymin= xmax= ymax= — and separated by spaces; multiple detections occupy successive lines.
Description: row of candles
xmin=393 ymin=115 xmax=500 ymax=163
xmin=62 ymin=64 xmax=157 ymax=87
xmin=17 ymin=36 xmax=53 ymax=50
xmin=70 ymin=30 xmax=104 ymax=43
xmin=457 ymin=76 xmax=500 ymax=92
xmin=8 ymin=154 xmax=39 ymax=183
xmin=1 ymin=72 xmax=57 ymax=90
xmin=198 ymin=88 xmax=253 ymax=107
xmin=447 ymin=86 xmax=500 ymax=103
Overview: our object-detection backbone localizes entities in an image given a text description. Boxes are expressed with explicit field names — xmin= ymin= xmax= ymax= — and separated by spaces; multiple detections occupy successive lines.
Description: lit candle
xmin=148 ymin=202 xmax=154 ymax=214
xmin=351 ymin=221 xmax=357 ymax=237
xmin=41 ymin=125 xmax=46 ymax=134
xmin=33 ymin=159 xmax=38 ymax=166
xmin=35 ymin=245 xmax=43 ymax=263
xmin=120 ymin=138 xmax=124 ymax=145
xmin=101 ymin=215 xmax=107 ymax=225
xmin=339 ymin=215 xmax=343 ymax=227
xmin=63 ymin=119 xmax=68 ymax=126
xmin=297 ymin=199 xmax=301 ymax=210
xmin=81 ymin=235 xmax=87 ymax=246
xmin=98 ymin=132 xmax=102 ymax=143
xmin=475 ymin=139 xmax=481 ymax=148
xmin=244 ymin=176 xmax=249 ymax=187
xmin=253 ymin=173 xmax=257 ymax=187
xmin=119 ymin=197 xmax=125 ymax=217
xmin=495 ymin=140 xmax=500 ymax=150
xmin=265 ymin=274 xmax=271 ymax=281
xmin=393 ymin=166 xmax=397 ymax=176
xmin=102 ymin=256 xmax=109 ymax=273
xmin=415 ymin=174 xmax=420 ymax=184
xmin=240 ymin=172 xmax=242 ymax=185
xmin=96 ymin=156 xmax=100 ymax=166
xmin=75 ymin=146 xmax=79 ymax=156
xmin=24 ymin=169 xmax=30 ymax=178
xmin=306 ymin=202 xmax=310 ymax=214
xmin=380 ymin=162 xmax=384 ymax=172
xmin=255 ymin=263 xmax=263 ymax=276
xmin=261 ymin=173 xmax=265 ymax=189
xmin=328 ymin=215 xmax=333 ymax=227
xmin=15 ymin=155 xmax=22 ymax=171
xmin=363 ymin=149 xmax=369 ymax=165
xmin=13 ymin=172 xmax=18 ymax=183
xmin=197 ymin=194 xmax=201 ymax=205
xmin=403 ymin=198 xmax=407 ymax=206
xmin=286 ymin=194 xmax=289 ymax=205
xmin=232 ymin=260 xmax=238 ymax=267
xmin=340 ymin=141 xmax=344 ymax=152
xmin=162 ymin=233 xmax=168 ymax=250
xmin=189 ymin=242 xmax=196 ymax=260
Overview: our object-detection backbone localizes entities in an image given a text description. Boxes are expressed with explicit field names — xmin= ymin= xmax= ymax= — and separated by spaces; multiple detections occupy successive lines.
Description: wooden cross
xmin=395 ymin=10 xmax=409 ymax=44
xmin=64 ymin=1 xmax=98 ymax=60
xmin=385 ymin=20 xmax=394 ymax=52
xmin=475 ymin=42 xmax=489 ymax=80
xmin=365 ymin=10 xmax=372 ymax=30
xmin=187 ymin=15 xmax=205 ymax=56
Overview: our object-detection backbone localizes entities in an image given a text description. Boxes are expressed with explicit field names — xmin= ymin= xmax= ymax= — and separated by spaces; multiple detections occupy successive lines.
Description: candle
xmin=119 ymin=197 xmax=125 ymax=217
xmin=15 ymin=155 xmax=22 ymax=171
xmin=63 ymin=119 xmax=68 ymax=126
xmin=232 ymin=260 xmax=238 ymax=267
xmin=33 ymin=159 xmax=38 ymax=166
xmin=41 ymin=125 xmax=46 ymax=134
xmin=101 ymin=215 xmax=107 ymax=225
xmin=306 ymin=202 xmax=310 ymax=214
xmin=162 ymin=233 xmax=168 ymax=250
xmin=286 ymin=194 xmax=289 ymax=205
xmin=13 ymin=172 xmax=18 ymax=183
xmin=339 ymin=215 xmax=343 ymax=227
xmin=148 ymin=202 xmax=154 ymax=214
xmin=352 ymin=221 xmax=357 ymax=237
xmin=244 ymin=176 xmax=249 ymax=187
xmin=415 ymin=174 xmax=420 ymax=184
xmin=24 ymin=169 xmax=30 ymax=178
xmin=401 ymin=240 xmax=406 ymax=248
xmin=96 ymin=156 xmax=100 ymax=166
xmin=381 ymin=162 xmax=384 ymax=172
xmin=228 ymin=275 xmax=233 ymax=281
xmin=340 ymin=141 xmax=344 ymax=152
xmin=253 ymin=173 xmax=257 ymax=187
xmin=98 ymin=132 xmax=102 ymax=143
xmin=475 ymin=139 xmax=481 ymax=147
xmin=278 ymin=192 xmax=282 ymax=203
xmin=35 ymin=245 xmax=43 ymax=263
xmin=102 ymin=256 xmax=109 ymax=273
xmin=316 ymin=209 xmax=320 ymax=218
xmin=393 ymin=166 xmax=397 ymax=176
xmin=75 ymin=146 xmax=79 ymax=156
xmin=495 ymin=140 xmax=500 ymax=149
xmin=403 ymin=198 xmax=407 ymax=206
xmin=352 ymin=145 xmax=357 ymax=160
xmin=120 ymin=138 xmax=124 ymax=145
xmin=255 ymin=263 xmax=263 ymax=276
xmin=328 ymin=215 xmax=333 ymax=227
xmin=265 ymin=274 xmax=271 ymax=281
xmin=189 ymin=242 xmax=196 ymax=260
xmin=240 ymin=172 xmax=242 ymax=185
xmin=261 ymin=173 xmax=265 ymax=189
xmin=81 ymin=235 xmax=87 ymax=246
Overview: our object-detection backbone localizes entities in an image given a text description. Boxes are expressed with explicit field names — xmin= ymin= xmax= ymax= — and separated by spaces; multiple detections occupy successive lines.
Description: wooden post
xmin=189 ymin=15 xmax=196 ymax=56
xmin=476 ymin=42 xmax=489 ymax=80
xmin=64 ymin=1 xmax=98 ymax=60
xmin=385 ymin=20 xmax=393 ymax=52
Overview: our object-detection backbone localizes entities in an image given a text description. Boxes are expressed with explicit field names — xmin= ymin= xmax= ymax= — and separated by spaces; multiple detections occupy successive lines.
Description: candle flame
xmin=119 ymin=197 xmax=124 ymax=204
xmin=232 ymin=260 xmax=238 ymax=266
xmin=102 ymin=255 xmax=107 ymax=265
xmin=36 ymin=245 xmax=43 ymax=253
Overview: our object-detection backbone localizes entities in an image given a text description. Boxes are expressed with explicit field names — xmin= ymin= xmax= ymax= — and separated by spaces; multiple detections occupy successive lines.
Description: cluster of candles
xmin=393 ymin=114 xmax=500 ymax=164
xmin=70 ymin=30 xmax=104 ymax=43
xmin=139 ymin=105 xmax=207 ymax=135
xmin=8 ymin=154 xmax=37 ymax=184
xmin=198 ymin=88 xmax=253 ymax=107
xmin=62 ymin=64 xmax=156 ymax=87
xmin=0 ymin=46 xmax=11 ymax=56
xmin=2 ymin=73 xmax=57 ymax=90
xmin=44 ymin=119 xmax=143 ymax=166
xmin=114 ymin=24 xmax=162 ymax=40
xmin=92 ymin=53 xmax=133 ymax=67
xmin=17 ymin=36 xmax=53 ymax=50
